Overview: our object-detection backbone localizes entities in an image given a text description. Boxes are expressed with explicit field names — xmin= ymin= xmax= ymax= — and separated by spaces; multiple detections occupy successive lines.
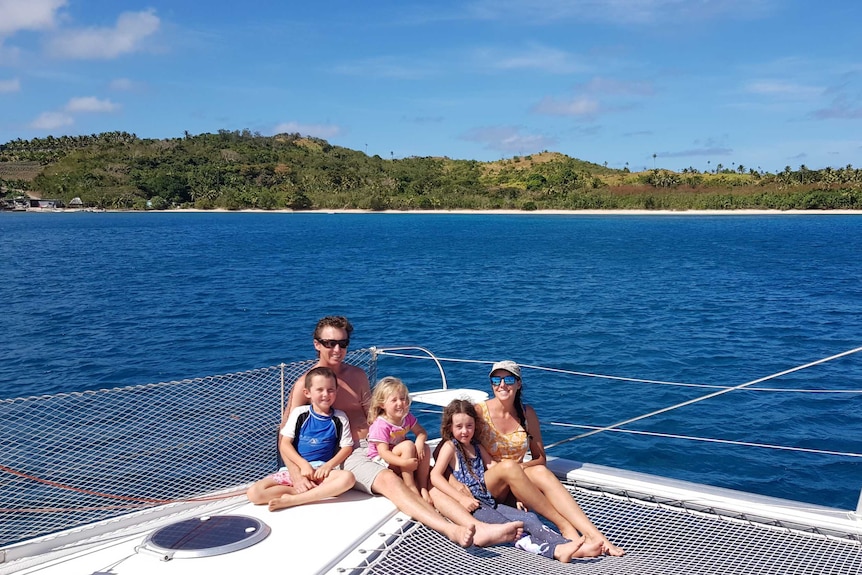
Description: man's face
xmin=313 ymin=325 xmax=349 ymax=366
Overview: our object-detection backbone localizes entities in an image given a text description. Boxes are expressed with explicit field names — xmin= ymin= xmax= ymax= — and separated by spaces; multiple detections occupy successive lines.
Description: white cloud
xmin=46 ymin=9 xmax=159 ymax=59
xmin=0 ymin=0 xmax=66 ymax=36
xmin=0 ymin=77 xmax=21 ymax=93
xmin=582 ymin=77 xmax=654 ymax=97
xmin=464 ymin=0 xmax=773 ymax=25
xmin=334 ymin=56 xmax=434 ymax=79
xmin=29 ymin=111 xmax=73 ymax=130
xmin=744 ymin=80 xmax=822 ymax=99
xmin=272 ymin=122 xmax=342 ymax=139
xmin=486 ymin=44 xmax=588 ymax=74
xmin=461 ymin=126 xmax=557 ymax=154
xmin=65 ymin=96 xmax=119 ymax=113
xmin=533 ymin=95 xmax=601 ymax=117
xmin=109 ymin=77 xmax=137 ymax=91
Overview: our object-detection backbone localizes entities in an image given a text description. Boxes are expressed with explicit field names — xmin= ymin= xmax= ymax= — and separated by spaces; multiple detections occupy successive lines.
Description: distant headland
xmin=2 ymin=130 xmax=860 ymax=212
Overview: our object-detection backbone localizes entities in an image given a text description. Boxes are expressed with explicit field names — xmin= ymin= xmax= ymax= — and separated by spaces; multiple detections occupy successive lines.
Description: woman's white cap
xmin=488 ymin=360 xmax=521 ymax=378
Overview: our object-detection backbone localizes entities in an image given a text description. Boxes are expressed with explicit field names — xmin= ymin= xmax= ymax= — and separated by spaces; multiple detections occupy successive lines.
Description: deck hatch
xmin=138 ymin=515 xmax=271 ymax=560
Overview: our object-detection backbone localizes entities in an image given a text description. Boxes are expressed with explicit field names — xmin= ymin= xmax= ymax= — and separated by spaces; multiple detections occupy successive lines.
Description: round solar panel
xmin=139 ymin=515 xmax=271 ymax=560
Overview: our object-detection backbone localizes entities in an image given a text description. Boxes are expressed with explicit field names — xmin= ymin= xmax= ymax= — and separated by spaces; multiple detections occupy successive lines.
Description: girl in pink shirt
xmin=367 ymin=376 xmax=431 ymax=503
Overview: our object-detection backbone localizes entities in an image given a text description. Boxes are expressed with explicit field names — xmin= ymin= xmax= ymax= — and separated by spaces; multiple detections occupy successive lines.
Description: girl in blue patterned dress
xmin=431 ymin=399 xmax=590 ymax=563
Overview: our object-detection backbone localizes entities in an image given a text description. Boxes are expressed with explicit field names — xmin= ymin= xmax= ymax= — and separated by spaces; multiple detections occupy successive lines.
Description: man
xmin=282 ymin=316 xmax=521 ymax=547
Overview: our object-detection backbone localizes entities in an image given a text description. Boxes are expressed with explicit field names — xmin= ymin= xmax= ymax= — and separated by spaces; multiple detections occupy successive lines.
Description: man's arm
xmin=281 ymin=374 xmax=309 ymax=427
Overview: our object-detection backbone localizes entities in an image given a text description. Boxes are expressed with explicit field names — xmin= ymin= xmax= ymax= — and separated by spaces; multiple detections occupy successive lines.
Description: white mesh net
xmin=0 ymin=349 xmax=378 ymax=547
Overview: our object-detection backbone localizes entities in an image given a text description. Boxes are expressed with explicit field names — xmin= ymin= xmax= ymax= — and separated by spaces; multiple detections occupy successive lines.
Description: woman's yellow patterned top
xmin=476 ymin=401 xmax=529 ymax=462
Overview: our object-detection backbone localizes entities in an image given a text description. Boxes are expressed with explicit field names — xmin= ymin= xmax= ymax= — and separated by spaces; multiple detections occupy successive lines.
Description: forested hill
xmin=1 ymin=130 xmax=861 ymax=211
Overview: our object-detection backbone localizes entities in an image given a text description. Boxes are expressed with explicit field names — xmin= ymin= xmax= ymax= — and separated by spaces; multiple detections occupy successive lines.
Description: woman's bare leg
xmin=483 ymin=460 xmax=579 ymax=540
xmin=524 ymin=465 xmax=624 ymax=556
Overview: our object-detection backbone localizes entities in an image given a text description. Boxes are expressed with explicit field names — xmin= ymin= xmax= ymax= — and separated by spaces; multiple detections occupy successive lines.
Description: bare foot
xmin=267 ymin=494 xmax=298 ymax=512
xmin=473 ymin=521 xmax=523 ymax=547
xmin=601 ymin=538 xmax=625 ymax=557
xmin=574 ymin=536 xmax=605 ymax=558
xmin=554 ymin=535 xmax=585 ymax=563
xmin=446 ymin=524 xmax=475 ymax=548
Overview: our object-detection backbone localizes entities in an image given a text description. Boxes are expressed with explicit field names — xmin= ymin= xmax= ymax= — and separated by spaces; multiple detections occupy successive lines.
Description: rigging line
xmin=376 ymin=350 xmax=862 ymax=394
xmin=549 ymin=422 xmax=862 ymax=458
xmin=545 ymin=345 xmax=862 ymax=450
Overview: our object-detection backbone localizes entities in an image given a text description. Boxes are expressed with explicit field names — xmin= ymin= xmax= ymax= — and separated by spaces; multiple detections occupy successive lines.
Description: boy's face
xmin=304 ymin=374 xmax=337 ymax=413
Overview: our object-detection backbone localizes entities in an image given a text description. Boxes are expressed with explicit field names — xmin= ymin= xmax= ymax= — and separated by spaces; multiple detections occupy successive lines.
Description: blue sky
xmin=1 ymin=1 xmax=861 ymax=173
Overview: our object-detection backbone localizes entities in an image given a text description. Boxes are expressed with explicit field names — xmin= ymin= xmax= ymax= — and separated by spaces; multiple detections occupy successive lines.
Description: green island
xmin=1 ymin=130 xmax=861 ymax=211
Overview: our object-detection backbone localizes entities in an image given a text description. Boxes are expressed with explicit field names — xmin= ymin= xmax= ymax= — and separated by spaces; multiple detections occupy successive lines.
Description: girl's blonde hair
xmin=368 ymin=376 xmax=411 ymax=424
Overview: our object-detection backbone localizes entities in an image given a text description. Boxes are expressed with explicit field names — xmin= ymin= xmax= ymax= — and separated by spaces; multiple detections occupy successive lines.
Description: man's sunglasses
xmin=490 ymin=375 xmax=518 ymax=387
xmin=316 ymin=338 xmax=350 ymax=349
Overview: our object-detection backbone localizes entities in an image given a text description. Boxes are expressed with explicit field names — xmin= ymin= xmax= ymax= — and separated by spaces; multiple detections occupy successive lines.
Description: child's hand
xmin=299 ymin=461 xmax=315 ymax=479
xmin=399 ymin=457 xmax=419 ymax=472
xmin=313 ymin=465 xmax=331 ymax=481
xmin=293 ymin=476 xmax=316 ymax=493
xmin=458 ymin=495 xmax=480 ymax=512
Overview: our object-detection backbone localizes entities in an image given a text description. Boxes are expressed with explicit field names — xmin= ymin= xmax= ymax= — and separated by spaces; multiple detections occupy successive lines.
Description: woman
xmin=476 ymin=360 xmax=624 ymax=556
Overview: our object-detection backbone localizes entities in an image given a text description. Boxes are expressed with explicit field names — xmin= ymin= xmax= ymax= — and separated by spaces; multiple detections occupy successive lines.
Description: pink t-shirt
xmin=367 ymin=412 xmax=418 ymax=459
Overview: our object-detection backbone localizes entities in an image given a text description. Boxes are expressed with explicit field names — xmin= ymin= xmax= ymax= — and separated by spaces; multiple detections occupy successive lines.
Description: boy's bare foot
xmin=267 ymin=494 xmax=298 ymax=512
xmin=473 ymin=521 xmax=523 ymax=546
xmin=554 ymin=535 xmax=585 ymax=563
xmin=446 ymin=524 xmax=475 ymax=548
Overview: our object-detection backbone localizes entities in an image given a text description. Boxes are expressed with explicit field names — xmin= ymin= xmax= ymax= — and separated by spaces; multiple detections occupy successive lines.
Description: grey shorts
xmin=344 ymin=439 xmax=387 ymax=494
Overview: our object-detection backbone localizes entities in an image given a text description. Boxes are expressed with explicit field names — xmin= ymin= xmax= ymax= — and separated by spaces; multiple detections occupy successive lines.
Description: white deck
xmin=5 ymin=458 xmax=861 ymax=575
xmin=3 ymin=489 xmax=403 ymax=575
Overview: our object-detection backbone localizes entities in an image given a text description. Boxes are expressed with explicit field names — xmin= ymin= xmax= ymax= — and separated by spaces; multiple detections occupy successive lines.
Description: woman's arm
xmin=478 ymin=443 xmax=495 ymax=468
xmin=522 ymin=404 xmax=547 ymax=468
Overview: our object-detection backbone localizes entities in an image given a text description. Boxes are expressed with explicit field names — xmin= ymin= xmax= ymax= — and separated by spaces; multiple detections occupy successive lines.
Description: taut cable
xmin=546 ymin=345 xmax=862 ymax=450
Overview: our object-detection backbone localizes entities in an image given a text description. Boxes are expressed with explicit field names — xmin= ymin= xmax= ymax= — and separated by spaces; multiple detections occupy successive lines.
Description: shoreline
xmin=10 ymin=208 xmax=862 ymax=216
xmin=156 ymin=208 xmax=862 ymax=216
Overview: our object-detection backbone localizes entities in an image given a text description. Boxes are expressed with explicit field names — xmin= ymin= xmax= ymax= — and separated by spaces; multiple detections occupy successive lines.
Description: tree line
xmin=1 ymin=130 xmax=860 ymax=211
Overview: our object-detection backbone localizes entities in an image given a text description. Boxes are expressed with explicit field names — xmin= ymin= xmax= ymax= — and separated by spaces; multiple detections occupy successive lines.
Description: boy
xmin=247 ymin=366 xmax=355 ymax=510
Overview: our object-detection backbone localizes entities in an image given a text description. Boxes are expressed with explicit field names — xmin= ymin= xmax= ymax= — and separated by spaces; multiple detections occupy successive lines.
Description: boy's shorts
xmin=269 ymin=461 xmax=325 ymax=486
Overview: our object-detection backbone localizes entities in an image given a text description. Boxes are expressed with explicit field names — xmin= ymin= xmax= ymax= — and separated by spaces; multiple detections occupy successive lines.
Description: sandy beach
xmin=157 ymin=208 xmax=862 ymax=216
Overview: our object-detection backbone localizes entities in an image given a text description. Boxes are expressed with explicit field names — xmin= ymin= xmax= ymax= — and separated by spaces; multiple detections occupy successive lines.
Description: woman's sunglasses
xmin=490 ymin=375 xmax=518 ymax=387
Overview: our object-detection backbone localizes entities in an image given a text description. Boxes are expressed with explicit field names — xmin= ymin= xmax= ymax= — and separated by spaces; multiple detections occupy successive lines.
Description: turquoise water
xmin=1 ymin=212 xmax=860 ymax=509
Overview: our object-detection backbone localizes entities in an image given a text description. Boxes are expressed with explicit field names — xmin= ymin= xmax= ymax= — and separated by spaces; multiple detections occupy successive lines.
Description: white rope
xmin=376 ymin=350 xmax=862 ymax=394
xmin=545 ymin=345 xmax=862 ymax=450
xmin=549 ymin=422 xmax=862 ymax=458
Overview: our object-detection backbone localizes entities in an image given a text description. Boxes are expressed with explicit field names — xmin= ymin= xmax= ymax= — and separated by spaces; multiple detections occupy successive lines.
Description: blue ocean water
xmin=1 ymin=212 xmax=860 ymax=509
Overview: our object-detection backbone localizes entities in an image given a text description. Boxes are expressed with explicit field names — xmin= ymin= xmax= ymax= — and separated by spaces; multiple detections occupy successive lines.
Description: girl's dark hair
xmin=441 ymin=399 xmax=484 ymax=481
